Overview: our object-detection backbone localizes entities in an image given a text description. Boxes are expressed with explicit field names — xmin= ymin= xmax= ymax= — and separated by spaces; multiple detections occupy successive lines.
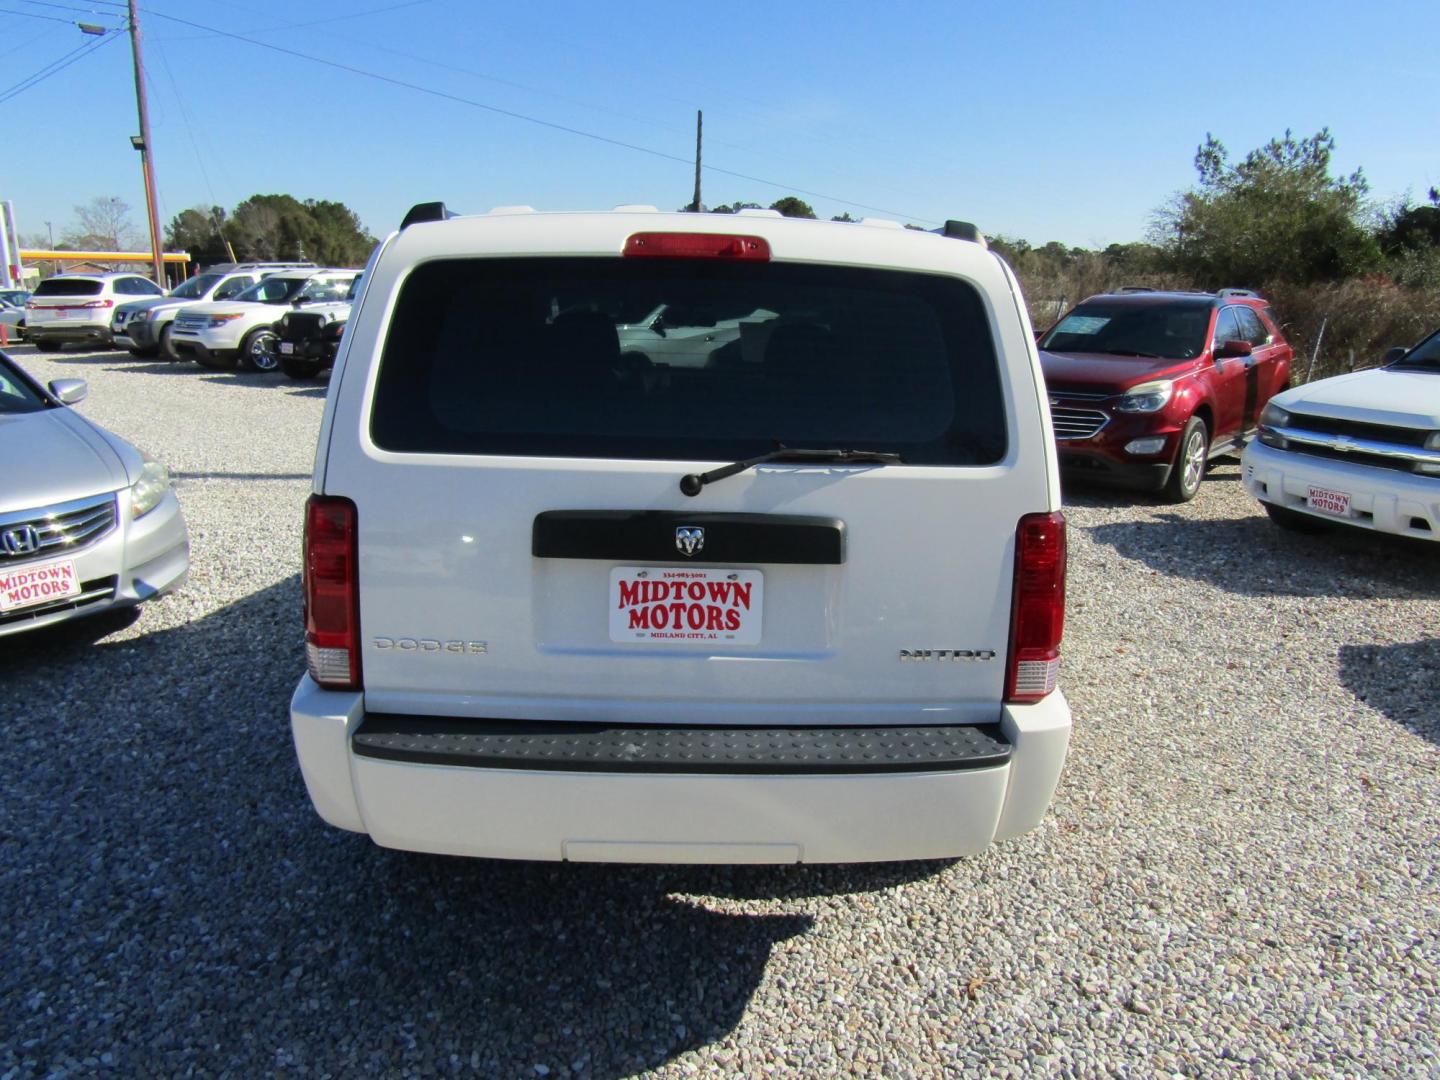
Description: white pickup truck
xmin=289 ymin=203 xmax=1071 ymax=864
xmin=1244 ymin=331 xmax=1440 ymax=541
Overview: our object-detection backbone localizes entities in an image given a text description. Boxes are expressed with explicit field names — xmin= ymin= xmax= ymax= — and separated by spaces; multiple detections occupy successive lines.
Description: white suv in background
xmin=1244 ymin=329 xmax=1440 ymax=541
xmin=26 ymin=272 xmax=166 ymax=352
xmin=111 ymin=262 xmax=314 ymax=359
xmin=289 ymin=204 xmax=1072 ymax=865
xmin=168 ymin=268 xmax=359 ymax=371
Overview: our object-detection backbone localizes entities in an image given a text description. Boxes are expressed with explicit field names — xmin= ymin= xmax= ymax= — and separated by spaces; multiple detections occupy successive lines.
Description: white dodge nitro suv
xmin=290 ymin=203 xmax=1071 ymax=864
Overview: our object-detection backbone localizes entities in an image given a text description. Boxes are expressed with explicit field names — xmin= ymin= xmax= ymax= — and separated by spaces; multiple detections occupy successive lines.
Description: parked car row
xmin=1036 ymin=285 xmax=1439 ymax=542
xmin=110 ymin=262 xmax=300 ymax=358
xmin=18 ymin=262 xmax=361 ymax=380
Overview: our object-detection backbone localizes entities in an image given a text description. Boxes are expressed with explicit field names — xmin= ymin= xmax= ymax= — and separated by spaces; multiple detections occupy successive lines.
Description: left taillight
xmin=304 ymin=495 xmax=360 ymax=690
xmin=1004 ymin=511 xmax=1066 ymax=704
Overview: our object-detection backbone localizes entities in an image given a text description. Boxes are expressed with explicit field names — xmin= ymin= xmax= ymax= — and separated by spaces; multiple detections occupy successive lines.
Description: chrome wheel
xmin=1180 ymin=429 xmax=1205 ymax=493
xmin=1163 ymin=416 xmax=1209 ymax=503
xmin=244 ymin=328 xmax=279 ymax=372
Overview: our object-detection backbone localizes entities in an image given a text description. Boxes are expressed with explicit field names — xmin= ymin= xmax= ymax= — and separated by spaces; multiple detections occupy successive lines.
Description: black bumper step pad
xmin=353 ymin=716 xmax=1012 ymax=775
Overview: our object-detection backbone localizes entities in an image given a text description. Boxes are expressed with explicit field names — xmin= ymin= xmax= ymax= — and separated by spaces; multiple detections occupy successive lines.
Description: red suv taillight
xmin=82 ymin=299 xmax=114 ymax=309
xmin=304 ymin=495 xmax=360 ymax=690
xmin=1005 ymin=511 xmax=1066 ymax=704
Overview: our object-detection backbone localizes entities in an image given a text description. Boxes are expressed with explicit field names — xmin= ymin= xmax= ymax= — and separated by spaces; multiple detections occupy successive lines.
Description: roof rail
xmin=400 ymin=201 xmax=455 ymax=229
xmin=942 ymin=220 xmax=987 ymax=247
xmin=201 ymin=261 xmax=317 ymax=273
xmin=1216 ymin=287 xmax=1260 ymax=299
xmin=1116 ymin=284 xmax=1157 ymax=293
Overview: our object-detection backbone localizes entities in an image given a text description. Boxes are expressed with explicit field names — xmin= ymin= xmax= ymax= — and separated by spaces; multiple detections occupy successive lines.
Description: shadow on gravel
xmin=662 ymin=859 xmax=954 ymax=901
xmin=1337 ymin=638 xmax=1440 ymax=746
xmin=171 ymin=470 xmax=312 ymax=481
xmin=0 ymin=578 xmax=830 ymax=1078
xmin=1085 ymin=512 xmax=1440 ymax=600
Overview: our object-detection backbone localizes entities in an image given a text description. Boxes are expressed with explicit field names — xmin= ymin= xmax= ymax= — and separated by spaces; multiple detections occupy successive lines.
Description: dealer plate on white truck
xmin=1307 ymin=485 xmax=1351 ymax=517
xmin=610 ymin=566 xmax=763 ymax=644
xmin=0 ymin=558 xmax=81 ymax=612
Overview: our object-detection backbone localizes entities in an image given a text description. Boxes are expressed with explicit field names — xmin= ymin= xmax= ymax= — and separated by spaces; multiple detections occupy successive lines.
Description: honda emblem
xmin=1 ymin=524 xmax=41 ymax=556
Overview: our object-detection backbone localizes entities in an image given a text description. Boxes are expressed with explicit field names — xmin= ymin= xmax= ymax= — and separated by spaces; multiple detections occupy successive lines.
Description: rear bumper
xmin=289 ymin=678 xmax=1072 ymax=863
xmin=1243 ymin=440 xmax=1440 ymax=541
xmin=28 ymin=323 xmax=113 ymax=345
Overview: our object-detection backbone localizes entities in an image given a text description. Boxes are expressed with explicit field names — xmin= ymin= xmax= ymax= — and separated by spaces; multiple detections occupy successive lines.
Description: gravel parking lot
xmin=2 ymin=342 xmax=1436 ymax=1078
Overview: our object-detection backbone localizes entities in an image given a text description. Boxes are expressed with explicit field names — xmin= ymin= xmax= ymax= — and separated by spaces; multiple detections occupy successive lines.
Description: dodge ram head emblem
xmin=675 ymin=526 xmax=704 ymax=556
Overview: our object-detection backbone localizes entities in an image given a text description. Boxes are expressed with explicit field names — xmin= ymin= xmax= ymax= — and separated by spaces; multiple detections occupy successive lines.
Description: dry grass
xmin=1262 ymin=279 xmax=1440 ymax=382
xmin=1011 ymin=263 xmax=1439 ymax=385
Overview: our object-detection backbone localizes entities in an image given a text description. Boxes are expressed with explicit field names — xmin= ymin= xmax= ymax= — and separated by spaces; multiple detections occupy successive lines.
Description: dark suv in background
xmin=1038 ymin=288 xmax=1292 ymax=501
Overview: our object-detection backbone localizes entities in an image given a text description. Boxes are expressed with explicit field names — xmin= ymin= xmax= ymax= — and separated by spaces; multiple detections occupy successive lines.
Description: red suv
xmin=1038 ymin=289 xmax=1292 ymax=501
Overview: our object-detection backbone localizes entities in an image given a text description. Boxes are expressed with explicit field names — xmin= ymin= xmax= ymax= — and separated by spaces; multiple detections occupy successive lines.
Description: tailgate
xmin=344 ymin=458 xmax=1026 ymax=725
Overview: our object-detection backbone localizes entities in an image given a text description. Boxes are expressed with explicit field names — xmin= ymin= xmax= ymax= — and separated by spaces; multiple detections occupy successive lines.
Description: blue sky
xmin=3 ymin=0 xmax=1437 ymax=253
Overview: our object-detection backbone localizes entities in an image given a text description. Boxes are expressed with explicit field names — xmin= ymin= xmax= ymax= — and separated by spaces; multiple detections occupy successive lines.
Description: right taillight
xmin=1005 ymin=511 xmax=1066 ymax=703
xmin=304 ymin=495 xmax=360 ymax=690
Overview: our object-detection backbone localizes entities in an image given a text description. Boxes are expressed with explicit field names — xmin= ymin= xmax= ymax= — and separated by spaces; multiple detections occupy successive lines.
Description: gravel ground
xmin=1 ymin=342 xmax=1436 ymax=1078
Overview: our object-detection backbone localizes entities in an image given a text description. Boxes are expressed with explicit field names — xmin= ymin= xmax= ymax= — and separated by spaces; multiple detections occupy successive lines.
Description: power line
xmin=0 ymin=5 xmax=89 ymax=24
xmin=0 ymin=30 xmax=120 ymax=105
xmin=140 ymin=7 xmax=935 ymax=223
xmin=12 ymin=0 xmax=121 ymax=14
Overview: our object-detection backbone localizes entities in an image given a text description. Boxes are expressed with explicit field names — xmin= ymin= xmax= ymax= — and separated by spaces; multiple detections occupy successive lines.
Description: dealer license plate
xmin=609 ymin=566 xmax=763 ymax=644
xmin=0 ymin=558 xmax=81 ymax=612
xmin=1306 ymin=485 xmax=1351 ymax=517
xmin=279 ymin=341 xmax=294 ymax=354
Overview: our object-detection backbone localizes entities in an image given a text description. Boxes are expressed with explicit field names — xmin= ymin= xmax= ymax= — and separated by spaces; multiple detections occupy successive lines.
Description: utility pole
xmin=690 ymin=110 xmax=703 ymax=213
xmin=127 ymin=0 xmax=166 ymax=286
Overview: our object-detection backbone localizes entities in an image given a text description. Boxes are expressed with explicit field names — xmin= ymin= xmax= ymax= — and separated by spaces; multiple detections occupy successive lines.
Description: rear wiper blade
xmin=680 ymin=447 xmax=901 ymax=497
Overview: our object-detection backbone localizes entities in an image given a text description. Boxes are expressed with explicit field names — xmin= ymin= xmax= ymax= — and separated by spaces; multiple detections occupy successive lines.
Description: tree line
xmin=166 ymin=195 xmax=376 ymax=267
xmin=30 ymin=194 xmax=376 ymax=270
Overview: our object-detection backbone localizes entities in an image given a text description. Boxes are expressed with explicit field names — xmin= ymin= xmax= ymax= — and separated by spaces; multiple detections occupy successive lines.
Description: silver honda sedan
xmin=0 ymin=350 xmax=188 ymax=636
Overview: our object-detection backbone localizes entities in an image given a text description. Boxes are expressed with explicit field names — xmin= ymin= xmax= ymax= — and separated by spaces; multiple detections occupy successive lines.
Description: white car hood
xmin=291 ymin=300 xmax=352 ymax=322
xmin=0 ymin=407 xmax=127 ymax=513
xmin=1277 ymin=368 xmax=1440 ymax=429
xmin=178 ymin=300 xmax=279 ymax=317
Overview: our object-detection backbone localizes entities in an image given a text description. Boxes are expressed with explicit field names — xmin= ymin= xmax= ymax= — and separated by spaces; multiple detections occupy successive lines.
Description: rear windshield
xmin=35 ymin=278 xmax=103 ymax=297
xmin=1040 ymin=299 xmax=1213 ymax=359
xmin=370 ymin=258 xmax=1006 ymax=464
